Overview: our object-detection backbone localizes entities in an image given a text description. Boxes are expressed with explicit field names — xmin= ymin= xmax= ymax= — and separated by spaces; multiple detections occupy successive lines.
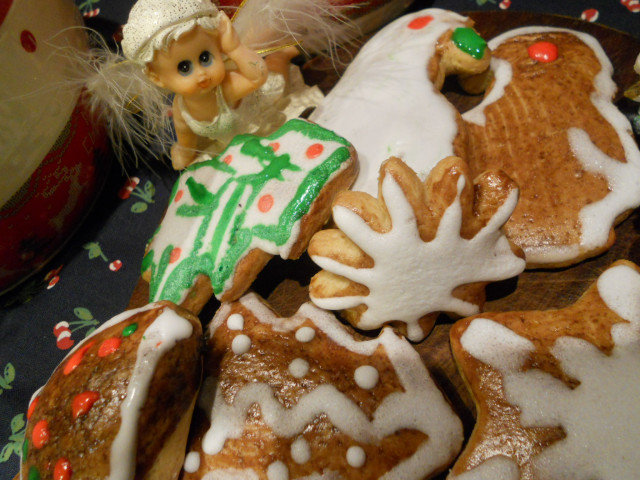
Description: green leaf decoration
xmin=0 ymin=363 xmax=15 ymax=393
xmin=85 ymin=327 xmax=96 ymax=337
xmin=83 ymin=242 xmax=107 ymax=261
xmin=74 ymin=307 xmax=94 ymax=321
xmin=0 ymin=444 xmax=13 ymax=463
xmin=10 ymin=414 xmax=24 ymax=434
xmin=144 ymin=180 xmax=156 ymax=199
xmin=131 ymin=202 xmax=148 ymax=213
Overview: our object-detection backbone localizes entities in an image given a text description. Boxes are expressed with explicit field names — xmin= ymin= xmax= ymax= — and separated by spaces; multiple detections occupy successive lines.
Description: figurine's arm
xmin=170 ymin=97 xmax=198 ymax=170
xmin=217 ymin=13 xmax=268 ymax=106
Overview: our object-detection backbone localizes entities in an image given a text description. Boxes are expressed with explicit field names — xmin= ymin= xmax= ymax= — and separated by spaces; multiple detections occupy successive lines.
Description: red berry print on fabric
xmin=621 ymin=0 xmax=640 ymax=13
xmin=63 ymin=341 xmax=95 ymax=375
xmin=72 ymin=391 xmax=100 ymax=419
xmin=53 ymin=458 xmax=72 ymax=480
xmin=174 ymin=190 xmax=184 ymax=203
xmin=407 ymin=15 xmax=434 ymax=30
xmin=528 ymin=41 xmax=558 ymax=63
xmin=499 ymin=0 xmax=511 ymax=9
xmin=306 ymin=143 xmax=324 ymax=159
xmin=258 ymin=194 xmax=274 ymax=213
xmin=56 ymin=331 xmax=74 ymax=350
xmin=223 ymin=155 xmax=233 ymax=165
xmin=47 ymin=276 xmax=60 ymax=289
xmin=32 ymin=420 xmax=49 ymax=449
xmin=20 ymin=30 xmax=36 ymax=52
xmin=53 ymin=322 xmax=70 ymax=337
xmin=169 ymin=247 xmax=182 ymax=263
xmin=581 ymin=9 xmax=599 ymax=22
xmin=118 ymin=177 xmax=140 ymax=199
xmin=109 ymin=260 xmax=123 ymax=271
xmin=98 ymin=337 xmax=122 ymax=357
xmin=27 ymin=397 xmax=40 ymax=420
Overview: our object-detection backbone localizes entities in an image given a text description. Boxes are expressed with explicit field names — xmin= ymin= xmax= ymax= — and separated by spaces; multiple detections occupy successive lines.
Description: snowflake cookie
xmin=449 ymin=260 xmax=640 ymax=480
xmin=183 ymin=293 xmax=463 ymax=480
xmin=308 ymin=157 xmax=525 ymax=341
xmin=21 ymin=302 xmax=202 ymax=480
xmin=141 ymin=119 xmax=357 ymax=311
xmin=463 ymin=28 xmax=640 ymax=268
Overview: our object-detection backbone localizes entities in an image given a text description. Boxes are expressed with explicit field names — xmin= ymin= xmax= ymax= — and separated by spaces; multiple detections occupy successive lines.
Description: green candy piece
xmin=28 ymin=466 xmax=40 ymax=480
xmin=452 ymin=27 xmax=487 ymax=60
xmin=22 ymin=438 xmax=28 ymax=461
xmin=122 ymin=323 xmax=138 ymax=337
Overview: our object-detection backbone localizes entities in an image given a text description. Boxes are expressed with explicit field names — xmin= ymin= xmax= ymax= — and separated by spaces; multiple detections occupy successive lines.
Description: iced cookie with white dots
xmin=182 ymin=293 xmax=463 ymax=479
xmin=449 ymin=260 xmax=640 ymax=479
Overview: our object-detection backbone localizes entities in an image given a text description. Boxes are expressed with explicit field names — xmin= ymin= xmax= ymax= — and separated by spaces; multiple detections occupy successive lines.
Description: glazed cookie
xmin=463 ymin=27 xmax=640 ymax=268
xmin=308 ymin=156 xmax=525 ymax=341
xmin=183 ymin=293 xmax=463 ymax=479
xmin=449 ymin=260 xmax=640 ymax=479
xmin=21 ymin=302 xmax=202 ymax=480
xmin=141 ymin=119 xmax=357 ymax=311
xmin=310 ymin=8 xmax=491 ymax=196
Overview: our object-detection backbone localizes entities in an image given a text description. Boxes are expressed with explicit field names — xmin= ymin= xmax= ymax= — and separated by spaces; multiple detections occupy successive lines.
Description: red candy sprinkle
xmin=98 ymin=337 xmax=122 ymax=357
xmin=528 ymin=41 xmax=558 ymax=63
xmin=407 ymin=15 xmax=433 ymax=30
xmin=258 ymin=194 xmax=274 ymax=213
xmin=305 ymin=143 xmax=324 ymax=159
xmin=174 ymin=190 xmax=184 ymax=203
xmin=63 ymin=341 xmax=95 ymax=375
xmin=269 ymin=142 xmax=280 ymax=152
xmin=72 ymin=391 xmax=100 ymax=419
xmin=20 ymin=30 xmax=36 ymax=52
xmin=53 ymin=458 xmax=72 ymax=480
xmin=27 ymin=397 xmax=39 ymax=420
xmin=169 ymin=247 xmax=181 ymax=263
xmin=223 ymin=155 xmax=233 ymax=165
xmin=32 ymin=420 xmax=49 ymax=449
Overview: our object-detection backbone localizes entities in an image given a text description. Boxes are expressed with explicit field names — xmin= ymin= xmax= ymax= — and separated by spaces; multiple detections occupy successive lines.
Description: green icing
xmin=452 ymin=27 xmax=487 ymax=60
xmin=28 ymin=466 xmax=40 ymax=480
xmin=144 ymin=119 xmax=352 ymax=302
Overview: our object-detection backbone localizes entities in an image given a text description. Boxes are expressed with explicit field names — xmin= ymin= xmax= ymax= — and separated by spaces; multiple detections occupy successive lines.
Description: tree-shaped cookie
xmin=449 ymin=260 xmax=640 ymax=479
xmin=309 ymin=157 xmax=525 ymax=341
xmin=183 ymin=293 xmax=463 ymax=479
xmin=141 ymin=119 xmax=357 ymax=311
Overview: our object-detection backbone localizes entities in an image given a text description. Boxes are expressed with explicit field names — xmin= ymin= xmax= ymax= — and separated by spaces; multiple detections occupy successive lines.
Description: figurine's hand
xmin=218 ymin=12 xmax=241 ymax=54
xmin=171 ymin=143 xmax=196 ymax=170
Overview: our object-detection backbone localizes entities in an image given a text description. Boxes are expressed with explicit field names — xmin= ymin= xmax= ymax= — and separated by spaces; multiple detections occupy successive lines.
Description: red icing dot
xmin=63 ymin=341 xmax=95 ymax=375
xmin=528 ymin=41 xmax=558 ymax=63
xmin=223 ymin=155 xmax=233 ymax=165
xmin=53 ymin=458 xmax=72 ymax=480
xmin=174 ymin=190 xmax=184 ymax=203
xmin=20 ymin=30 xmax=37 ymax=52
xmin=27 ymin=397 xmax=39 ymax=420
xmin=72 ymin=391 xmax=100 ymax=419
xmin=169 ymin=247 xmax=181 ymax=263
xmin=258 ymin=194 xmax=274 ymax=213
xmin=306 ymin=143 xmax=324 ymax=159
xmin=32 ymin=420 xmax=49 ymax=449
xmin=407 ymin=15 xmax=434 ymax=30
xmin=269 ymin=142 xmax=280 ymax=152
xmin=98 ymin=337 xmax=122 ymax=357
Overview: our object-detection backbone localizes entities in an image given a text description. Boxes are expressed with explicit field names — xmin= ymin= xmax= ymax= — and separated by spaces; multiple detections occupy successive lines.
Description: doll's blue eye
xmin=177 ymin=60 xmax=193 ymax=76
xmin=199 ymin=51 xmax=213 ymax=66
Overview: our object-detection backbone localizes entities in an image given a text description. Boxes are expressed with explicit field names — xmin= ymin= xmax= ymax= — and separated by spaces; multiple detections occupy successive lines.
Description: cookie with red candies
xmin=21 ymin=302 xmax=202 ymax=480
xmin=463 ymin=27 xmax=640 ymax=268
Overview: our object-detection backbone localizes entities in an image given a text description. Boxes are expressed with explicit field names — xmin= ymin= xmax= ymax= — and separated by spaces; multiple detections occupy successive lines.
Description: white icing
xmin=231 ymin=334 xmax=251 ymax=355
xmin=310 ymin=9 xmax=476 ymax=195
xmin=460 ymin=264 xmax=640 ymax=479
xmin=227 ymin=313 xmax=244 ymax=330
xmin=310 ymin=173 xmax=525 ymax=341
xmin=295 ymin=326 xmax=316 ymax=342
xmin=184 ymin=451 xmax=201 ymax=473
xmin=346 ymin=446 xmax=366 ymax=468
xmin=354 ymin=365 xmax=379 ymax=390
xmin=110 ymin=307 xmax=194 ymax=480
xmin=291 ymin=437 xmax=311 ymax=464
xmin=203 ymin=293 xmax=463 ymax=479
xmin=448 ymin=456 xmax=520 ymax=480
xmin=266 ymin=461 xmax=289 ymax=480
xmin=202 ymin=468 xmax=259 ymax=480
xmin=288 ymin=358 xmax=309 ymax=378
xmin=463 ymin=26 xmax=640 ymax=265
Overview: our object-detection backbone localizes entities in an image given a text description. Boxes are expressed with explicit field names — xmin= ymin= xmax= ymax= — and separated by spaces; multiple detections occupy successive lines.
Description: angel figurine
xmin=121 ymin=0 xmax=345 ymax=169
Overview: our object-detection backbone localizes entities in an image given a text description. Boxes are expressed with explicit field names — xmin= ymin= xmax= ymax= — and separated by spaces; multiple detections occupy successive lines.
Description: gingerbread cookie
xmin=463 ymin=27 xmax=640 ymax=268
xmin=21 ymin=302 xmax=202 ymax=480
xmin=310 ymin=8 xmax=491 ymax=196
xmin=183 ymin=293 xmax=463 ymax=479
xmin=308 ymin=156 xmax=525 ymax=341
xmin=449 ymin=260 xmax=640 ymax=479
xmin=141 ymin=119 xmax=357 ymax=310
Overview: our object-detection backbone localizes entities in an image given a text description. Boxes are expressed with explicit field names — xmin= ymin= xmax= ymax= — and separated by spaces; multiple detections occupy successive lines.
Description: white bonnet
xmin=122 ymin=0 xmax=222 ymax=65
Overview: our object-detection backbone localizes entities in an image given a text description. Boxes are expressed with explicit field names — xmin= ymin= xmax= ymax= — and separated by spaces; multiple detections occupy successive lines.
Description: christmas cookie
xmin=310 ymin=8 xmax=491 ymax=196
xmin=141 ymin=118 xmax=357 ymax=311
xmin=308 ymin=156 xmax=525 ymax=341
xmin=21 ymin=302 xmax=202 ymax=480
xmin=449 ymin=260 xmax=640 ymax=479
xmin=183 ymin=293 xmax=463 ymax=479
xmin=463 ymin=27 xmax=640 ymax=268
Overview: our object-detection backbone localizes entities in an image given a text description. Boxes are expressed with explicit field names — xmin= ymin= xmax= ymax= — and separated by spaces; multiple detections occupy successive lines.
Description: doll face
xmin=147 ymin=26 xmax=226 ymax=97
